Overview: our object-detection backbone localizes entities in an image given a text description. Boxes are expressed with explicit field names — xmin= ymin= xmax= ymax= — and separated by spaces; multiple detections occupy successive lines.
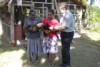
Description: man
xmin=54 ymin=3 xmax=75 ymax=67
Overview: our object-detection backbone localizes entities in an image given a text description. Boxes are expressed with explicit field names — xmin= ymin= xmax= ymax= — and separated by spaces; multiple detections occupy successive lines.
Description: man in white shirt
xmin=54 ymin=3 xmax=75 ymax=67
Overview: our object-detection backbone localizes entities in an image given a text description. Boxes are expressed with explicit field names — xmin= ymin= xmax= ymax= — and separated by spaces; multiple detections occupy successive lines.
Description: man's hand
xmin=54 ymin=26 xmax=66 ymax=31
xmin=54 ymin=26 xmax=59 ymax=30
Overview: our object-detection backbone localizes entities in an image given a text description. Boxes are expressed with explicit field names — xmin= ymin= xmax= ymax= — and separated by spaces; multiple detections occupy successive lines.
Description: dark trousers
xmin=61 ymin=31 xmax=74 ymax=66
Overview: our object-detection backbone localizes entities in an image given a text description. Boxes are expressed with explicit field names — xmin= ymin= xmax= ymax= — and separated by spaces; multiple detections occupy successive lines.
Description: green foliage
xmin=82 ymin=9 xmax=87 ymax=19
xmin=88 ymin=6 xmax=100 ymax=25
xmin=82 ymin=0 xmax=87 ymax=5
xmin=86 ymin=6 xmax=100 ymax=32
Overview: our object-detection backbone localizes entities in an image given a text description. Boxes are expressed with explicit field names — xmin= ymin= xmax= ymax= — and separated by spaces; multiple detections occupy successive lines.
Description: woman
xmin=24 ymin=10 xmax=43 ymax=63
xmin=37 ymin=9 xmax=59 ymax=63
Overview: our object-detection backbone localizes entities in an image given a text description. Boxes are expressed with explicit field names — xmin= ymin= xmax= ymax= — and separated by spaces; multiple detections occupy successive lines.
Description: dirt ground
xmin=0 ymin=32 xmax=100 ymax=67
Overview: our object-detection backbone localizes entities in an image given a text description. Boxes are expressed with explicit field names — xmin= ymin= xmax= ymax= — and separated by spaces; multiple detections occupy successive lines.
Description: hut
xmin=0 ymin=0 xmax=86 ymax=45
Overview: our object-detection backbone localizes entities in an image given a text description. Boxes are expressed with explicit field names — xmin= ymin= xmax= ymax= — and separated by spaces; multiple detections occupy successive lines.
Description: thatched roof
xmin=72 ymin=0 xmax=87 ymax=9
xmin=0 ymin=0 xmax=10 ymax=7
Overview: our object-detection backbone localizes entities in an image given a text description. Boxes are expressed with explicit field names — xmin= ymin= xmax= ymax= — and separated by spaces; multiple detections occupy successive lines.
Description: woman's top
xmin=24 ymin=17 xmax=41 ymax=39
xmin=42 ymin=18 xmax=59 ymax=38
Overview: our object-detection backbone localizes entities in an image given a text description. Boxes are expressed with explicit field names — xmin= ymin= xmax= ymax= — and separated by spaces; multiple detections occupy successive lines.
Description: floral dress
xmin=42 ymin=18 xmax=59 ymax=54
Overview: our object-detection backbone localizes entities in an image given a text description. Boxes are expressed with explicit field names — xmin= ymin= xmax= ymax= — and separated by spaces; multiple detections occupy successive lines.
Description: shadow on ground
xmin=71 ymin=33 xmax=100 ymax=67
xmin=0 ymin=33 xmax=100 ymax=67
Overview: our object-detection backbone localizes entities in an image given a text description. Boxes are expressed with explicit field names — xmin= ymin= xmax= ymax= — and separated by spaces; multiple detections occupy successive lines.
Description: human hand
xmin=32 ymin=26 xmax=37 ymax=32
xmin=49 ymin=27 xmax=54 ymax=30
xmin=37 ymin=23 xmax=42 ymax=27
xmin=54 ymin=26 xmax=59 ymax=30
xmin=44 ymin=30 xmax=50 ymax=34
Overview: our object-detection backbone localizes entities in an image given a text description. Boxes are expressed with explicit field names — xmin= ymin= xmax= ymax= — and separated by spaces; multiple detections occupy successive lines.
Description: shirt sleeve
xmin=23 ymin=18 xmax=28 ymax=33
xmin=62 ymin=14 xmax=72 ymax=28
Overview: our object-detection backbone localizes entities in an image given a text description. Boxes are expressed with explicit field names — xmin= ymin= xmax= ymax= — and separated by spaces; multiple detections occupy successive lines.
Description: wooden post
xmin=31 ymin=0 xmax=34 ymax=9
xmin=74 ymin=5 xmax=76 ymax=17
xmin=7 ymin=0 xmax=13 ymax=12
xmin=54 ymin=0 xmax=60 ymax=19
xmin=10 ymin=4 xmax=14 ymax=41
xmin=0 ymin=12 xmax=3 ymax=44
xmin=45 ymin=0 xmax=47 ymax=3
xmin=52 ymin=0 xmax=54 ymax=9
xmin=46 ymin=7 xmax=48 ymax=17
xmin=68 ymin=0 xmax=70 ymax=9
xmin=42 ymin=3 xmax=44 ymax=18
xmin=78 ymin=7 xmax=82 ymax=34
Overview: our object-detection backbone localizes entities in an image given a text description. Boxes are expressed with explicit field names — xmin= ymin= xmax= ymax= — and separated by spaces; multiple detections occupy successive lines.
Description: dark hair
xmin=29 ymin=10 xmax=35 ymax=15
xmin=48 ymin=9 xmax=55 ymax=15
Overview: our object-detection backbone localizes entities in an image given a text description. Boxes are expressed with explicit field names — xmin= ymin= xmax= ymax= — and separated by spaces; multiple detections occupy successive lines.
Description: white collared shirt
xmin=60 ymin=10 xmax=75 ymax=32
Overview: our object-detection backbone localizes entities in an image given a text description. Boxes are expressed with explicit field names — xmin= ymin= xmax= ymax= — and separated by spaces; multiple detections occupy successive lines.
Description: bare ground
xmin=0 ymin=33 xmax=100 ymax=67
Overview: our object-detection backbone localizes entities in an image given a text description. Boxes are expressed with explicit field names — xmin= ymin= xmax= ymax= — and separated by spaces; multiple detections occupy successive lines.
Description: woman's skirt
xmin=27 ymin=38 xmax=43 ymax=60
xmin=43 ymin=36 xmax=58 ymax=54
